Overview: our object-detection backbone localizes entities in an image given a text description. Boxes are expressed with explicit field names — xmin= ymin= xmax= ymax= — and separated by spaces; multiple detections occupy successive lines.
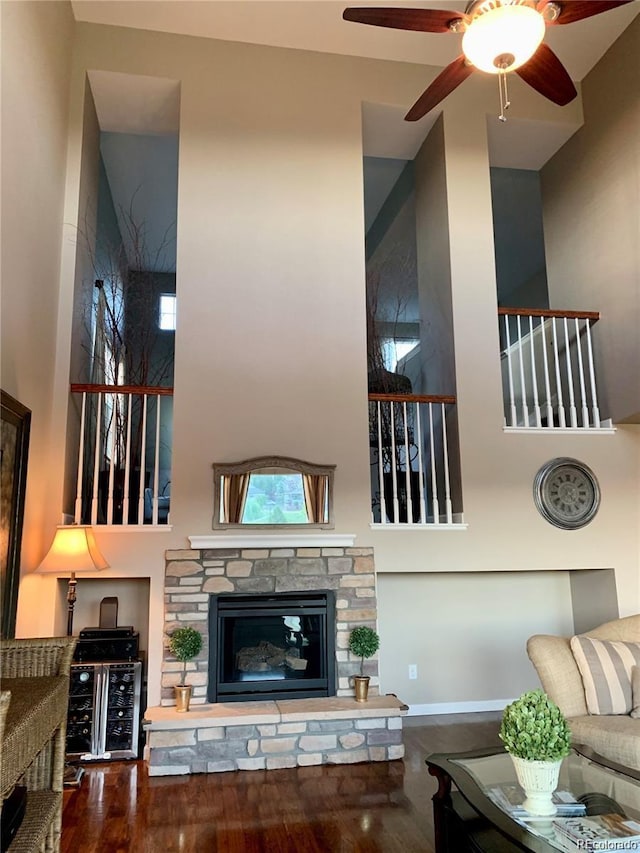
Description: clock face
xmin=534 ymin=458 xmax=600 ymax=530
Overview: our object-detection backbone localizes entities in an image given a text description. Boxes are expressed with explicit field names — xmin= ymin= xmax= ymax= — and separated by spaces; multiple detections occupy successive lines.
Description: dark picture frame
xmin=1 ymin=390 xmax=31 ymax=638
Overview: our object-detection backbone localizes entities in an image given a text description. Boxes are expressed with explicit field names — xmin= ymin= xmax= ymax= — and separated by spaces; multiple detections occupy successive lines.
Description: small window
xmin=159 ymin=294 xmax=176 ymax=330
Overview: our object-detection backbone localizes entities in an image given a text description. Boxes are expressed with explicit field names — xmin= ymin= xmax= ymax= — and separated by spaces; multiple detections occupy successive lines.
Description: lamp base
xmin=63 ymin=763 xmax=85 ymax=788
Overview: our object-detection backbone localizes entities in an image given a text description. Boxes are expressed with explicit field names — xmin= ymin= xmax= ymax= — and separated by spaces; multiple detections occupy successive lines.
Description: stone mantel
xmin=188 ymin=533 xmax=357 ymax=549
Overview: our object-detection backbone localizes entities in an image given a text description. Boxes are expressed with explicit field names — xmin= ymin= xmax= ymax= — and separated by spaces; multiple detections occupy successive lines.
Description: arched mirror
xmin=212 ymin=456 xmax=335 ymax=529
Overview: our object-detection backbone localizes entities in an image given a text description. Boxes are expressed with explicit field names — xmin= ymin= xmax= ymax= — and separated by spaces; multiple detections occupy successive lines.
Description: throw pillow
xmin=632 ymin=666 xmax=640 ymax=719
xmin=570 ymin=635 xmax=640 ymax=715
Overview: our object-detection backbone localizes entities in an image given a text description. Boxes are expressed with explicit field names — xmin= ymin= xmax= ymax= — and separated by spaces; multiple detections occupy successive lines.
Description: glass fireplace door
xmin=209 ymin=591 xmax=335 ymax=702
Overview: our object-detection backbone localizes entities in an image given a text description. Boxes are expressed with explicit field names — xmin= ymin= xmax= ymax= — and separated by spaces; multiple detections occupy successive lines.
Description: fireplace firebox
xmin=208 ymin=591 xmax=336 ymax=702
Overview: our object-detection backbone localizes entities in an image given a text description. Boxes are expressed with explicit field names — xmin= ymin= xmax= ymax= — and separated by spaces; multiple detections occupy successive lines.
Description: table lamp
xmin=36 ymin=525 xmax=109 ymax=636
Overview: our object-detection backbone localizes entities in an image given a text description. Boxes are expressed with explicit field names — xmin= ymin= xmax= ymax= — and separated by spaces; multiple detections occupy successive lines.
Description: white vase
xmin=510 ymin=754 xmax=563 ymax=816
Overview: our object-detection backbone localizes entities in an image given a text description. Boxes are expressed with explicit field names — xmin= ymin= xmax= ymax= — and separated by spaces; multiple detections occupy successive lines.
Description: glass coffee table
xmin=426 ymin=745 xmax=640 ymax=852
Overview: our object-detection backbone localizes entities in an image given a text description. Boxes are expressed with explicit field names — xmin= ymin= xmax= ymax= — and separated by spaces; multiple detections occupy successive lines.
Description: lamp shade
xmin=36 ymin=525 xmax=109 ymax=574
xmin=462 ymin=3 xmax=545 ymax=74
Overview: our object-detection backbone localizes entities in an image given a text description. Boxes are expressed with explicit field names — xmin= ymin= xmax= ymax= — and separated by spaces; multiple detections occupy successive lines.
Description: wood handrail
xmin=498 ymin=307 xmax=600 ymax=322
xmin=71 ymin=384 xmax=174 ymax=396
xmin=368 ymin=393 xmax=456 ymax=404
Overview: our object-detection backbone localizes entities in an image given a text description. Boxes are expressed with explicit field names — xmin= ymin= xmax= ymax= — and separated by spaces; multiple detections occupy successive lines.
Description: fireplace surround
xmin=161 ymin=543 xmax=380 ymax=705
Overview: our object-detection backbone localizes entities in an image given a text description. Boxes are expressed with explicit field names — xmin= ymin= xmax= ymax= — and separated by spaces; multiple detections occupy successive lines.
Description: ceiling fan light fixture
xmin=462 ymin=2 xmax=545 ymax=74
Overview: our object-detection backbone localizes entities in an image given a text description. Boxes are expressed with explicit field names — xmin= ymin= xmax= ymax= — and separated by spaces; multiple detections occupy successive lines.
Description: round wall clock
xmin=533 ymin=458 xmax=600 ymax=530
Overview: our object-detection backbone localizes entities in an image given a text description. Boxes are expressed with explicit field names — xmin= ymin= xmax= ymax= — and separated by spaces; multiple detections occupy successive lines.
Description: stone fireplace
xmin=160 ymin=543 xmax=380 ymax=705
xmin=143 ymin=539 xmax=407 ymax=776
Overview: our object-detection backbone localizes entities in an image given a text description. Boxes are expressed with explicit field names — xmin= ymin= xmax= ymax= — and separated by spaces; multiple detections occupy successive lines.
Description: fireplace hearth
xmin=208 ymin=591 xmax=336 ymax=702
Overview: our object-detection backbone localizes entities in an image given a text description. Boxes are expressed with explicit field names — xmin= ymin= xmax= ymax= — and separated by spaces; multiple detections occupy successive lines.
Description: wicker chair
xmin=0 ymin=637 xmax=76 ymax=853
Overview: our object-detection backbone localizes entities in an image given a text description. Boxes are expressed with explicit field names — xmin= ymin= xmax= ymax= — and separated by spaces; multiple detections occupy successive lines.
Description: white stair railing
xmin=71 ymin=383 xmax=173 ymax=526
xmin=498 ymin=308 xmax=604 ymax=430
xmin=369 ymin=393 xmax=460 ymax=526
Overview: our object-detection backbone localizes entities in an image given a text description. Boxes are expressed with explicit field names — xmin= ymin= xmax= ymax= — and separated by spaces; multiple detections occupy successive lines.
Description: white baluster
xmin=402 ymin=401 xmax=413 ymax=525
xmin=75 ymin=392 xmax=87 ymax=523
xmin=551 ymin=318 xmax=566 ymax=428
xmin=585 ymin=319 xmax=601 ymax=427
xmin=539 ymin=318 xmax=554 ymax=428
xmin=390 ymin=402 xmax=399 ymax=524
xmin=376 ymin=401 xmax=386 ymax=524
xmin=106 ymin=393 xmax=117 ymax=525
xmin=563 ymin=317 xmax=577 ymax=427
xmin=415 ymin=402 xmax=426 ymax=523
xmin=516 ymin=314 xmax=529 ymax=426
xmin=574 ymin=318 xmax=590 ymax=427
xmin=429 ymin=403 xmax=439 ymax=524
xmin=153 ymin=396 xmax=162 ymax=525
xmin=441 ymin=403 xmax=452 ymax=524
xmin=137 ymin=395 xmax=148 ymax=524
xmin=529 ymin=316 xmax=541 ymax=427
xmin=122 ymin=394 xmax=133 ymax=523
xmin=91 ymin=393 xmax=102 ymax=525
xmin=504 ymin=315 xmax=517 ymax=427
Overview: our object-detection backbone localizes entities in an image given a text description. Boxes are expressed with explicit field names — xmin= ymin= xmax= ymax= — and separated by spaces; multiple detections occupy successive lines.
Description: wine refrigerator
xmin=67 ymin=660 xmax=142 ymax=761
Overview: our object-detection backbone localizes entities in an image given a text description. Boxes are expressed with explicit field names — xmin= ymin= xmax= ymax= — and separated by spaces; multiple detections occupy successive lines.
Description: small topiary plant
xmin=168 ymin=626 xmax=203 ymax=685
xmin=499 ymin=689 xmax=572 ymax=762
xmin=349 ymin=626 xmax=380 ymax=677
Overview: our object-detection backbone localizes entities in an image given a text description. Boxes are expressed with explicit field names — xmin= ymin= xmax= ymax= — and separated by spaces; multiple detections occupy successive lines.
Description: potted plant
xmin=349 ymin=626 xmax=380 ymax=702
xmin=168 ymin=626 xmax=203 ymax=712
xmin=499 ymin=689 xmax=572 ymax=816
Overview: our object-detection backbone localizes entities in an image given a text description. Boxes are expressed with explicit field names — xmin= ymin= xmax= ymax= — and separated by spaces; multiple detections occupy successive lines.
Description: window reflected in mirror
xmin=212 ymin=457 xmax=335 ymax=529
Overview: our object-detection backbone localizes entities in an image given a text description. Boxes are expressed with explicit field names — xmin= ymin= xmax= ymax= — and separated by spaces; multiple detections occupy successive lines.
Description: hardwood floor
xmin=61 ymin=712 xmax=503 ymax=853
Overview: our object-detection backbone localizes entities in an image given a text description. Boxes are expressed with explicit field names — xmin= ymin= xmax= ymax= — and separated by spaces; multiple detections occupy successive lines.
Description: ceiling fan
xmin=343 ymin=1 xmax=633 ymax=120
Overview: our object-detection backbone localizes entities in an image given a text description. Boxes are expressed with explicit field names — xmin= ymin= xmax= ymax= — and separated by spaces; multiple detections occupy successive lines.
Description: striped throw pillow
xmin=632 ymin=667 xmax=640 ymax=719
xmin=570 ymin=636 xmax=640 ymax=715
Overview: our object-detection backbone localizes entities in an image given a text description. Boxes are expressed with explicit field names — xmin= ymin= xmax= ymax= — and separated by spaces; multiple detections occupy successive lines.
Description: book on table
xmin=552 ymin=813 xmax=640 ymax=850
xmin=487 ymin=784 xmax=586 ymax=820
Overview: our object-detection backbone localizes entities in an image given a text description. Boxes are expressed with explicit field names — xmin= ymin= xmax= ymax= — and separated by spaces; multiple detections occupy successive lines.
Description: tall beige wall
xmin=8 ymin=17 xmax=639 ymax=707
xmin=542 ymin=17 xmax=640 ymax=424
xmin=0 ymin=1 xmax=74 ymax=576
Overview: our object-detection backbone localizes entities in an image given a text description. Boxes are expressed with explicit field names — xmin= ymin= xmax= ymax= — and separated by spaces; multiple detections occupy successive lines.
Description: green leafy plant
xmin=349 ymin=626 xmax=380 ymax=676
xmin=168 ymin=626 xmax=203 ymax=685
xmin=499 ymin=689 xmax=572 ymax=762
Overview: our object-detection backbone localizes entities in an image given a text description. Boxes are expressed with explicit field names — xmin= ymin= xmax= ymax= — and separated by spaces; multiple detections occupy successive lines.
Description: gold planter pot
xmin=174 ymin=684 xmax=193 ymax=713
xmin=354 ymin=675 xmax=370 ymax=703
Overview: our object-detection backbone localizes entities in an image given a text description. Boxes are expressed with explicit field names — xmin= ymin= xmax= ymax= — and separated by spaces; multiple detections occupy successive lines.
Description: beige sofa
xmin=527 ymin=615 xmax=640 ymax=771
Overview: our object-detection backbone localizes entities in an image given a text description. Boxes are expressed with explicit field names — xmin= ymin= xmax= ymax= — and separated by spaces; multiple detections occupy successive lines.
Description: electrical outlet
xmin=408 ymin=664 xmax=417 ymax=680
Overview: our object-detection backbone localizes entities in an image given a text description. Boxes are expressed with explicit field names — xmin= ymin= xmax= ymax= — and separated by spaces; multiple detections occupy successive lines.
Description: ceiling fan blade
xmin=342 ymin=7 xmax=465 ymax=34
xmin=540 ymin=0 xmax=633 ymax=25
xmin=405 ymin=55 xmax=474 ymax=121
xmin=516 ymin=43 xmax=577 ymax=106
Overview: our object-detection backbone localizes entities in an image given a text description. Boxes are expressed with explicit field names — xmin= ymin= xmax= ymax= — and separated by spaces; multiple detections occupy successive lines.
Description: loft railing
xmin=368 ymin=393 xmax=462 ymax=526
xmin=498 ymin=308 xmax=606 ymax=430
xmin=70 ymin=384 xmax=173 ymax=526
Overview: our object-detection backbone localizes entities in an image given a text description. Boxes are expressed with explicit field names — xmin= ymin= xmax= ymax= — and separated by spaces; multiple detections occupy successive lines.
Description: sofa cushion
xmin=570 ymin=636 xmax=640 ymax=715
xmin=632 ymin=667 xmax=640 ymax=720
xmin=570 ymin=714 xmax=640 ymax=772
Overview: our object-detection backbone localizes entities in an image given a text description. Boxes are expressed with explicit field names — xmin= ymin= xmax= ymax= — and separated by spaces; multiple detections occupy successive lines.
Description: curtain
xmin=222 ymin=473 xmax=250 ymax=524
xmin=302 ymin=474 xmax=327 ymax=524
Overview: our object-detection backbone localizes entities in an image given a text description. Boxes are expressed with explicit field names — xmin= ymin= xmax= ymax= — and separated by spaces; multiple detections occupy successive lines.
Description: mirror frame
xmin=212 ymin=456 xmax=336 ymax=530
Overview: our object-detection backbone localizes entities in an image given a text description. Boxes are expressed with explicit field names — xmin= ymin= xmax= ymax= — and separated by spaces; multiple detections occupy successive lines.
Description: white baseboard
xmin=406 ymin=699 xmax=515 ymax=716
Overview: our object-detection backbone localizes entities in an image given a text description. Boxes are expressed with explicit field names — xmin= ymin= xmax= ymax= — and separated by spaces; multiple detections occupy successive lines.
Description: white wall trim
xmin=406 ymin=699 xmax=514 ymax=716
xmin=188 ymin=533 xmax=357 ymax=549
xmin=503 ymin=427 xmax=616 ymax=435
xmin=370 ymin=523 xmax=468 ymax=532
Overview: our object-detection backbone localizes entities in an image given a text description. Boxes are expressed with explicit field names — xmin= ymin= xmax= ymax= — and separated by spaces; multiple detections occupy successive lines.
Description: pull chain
xmin=498 ymin=69 xmax=511 ymax=122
